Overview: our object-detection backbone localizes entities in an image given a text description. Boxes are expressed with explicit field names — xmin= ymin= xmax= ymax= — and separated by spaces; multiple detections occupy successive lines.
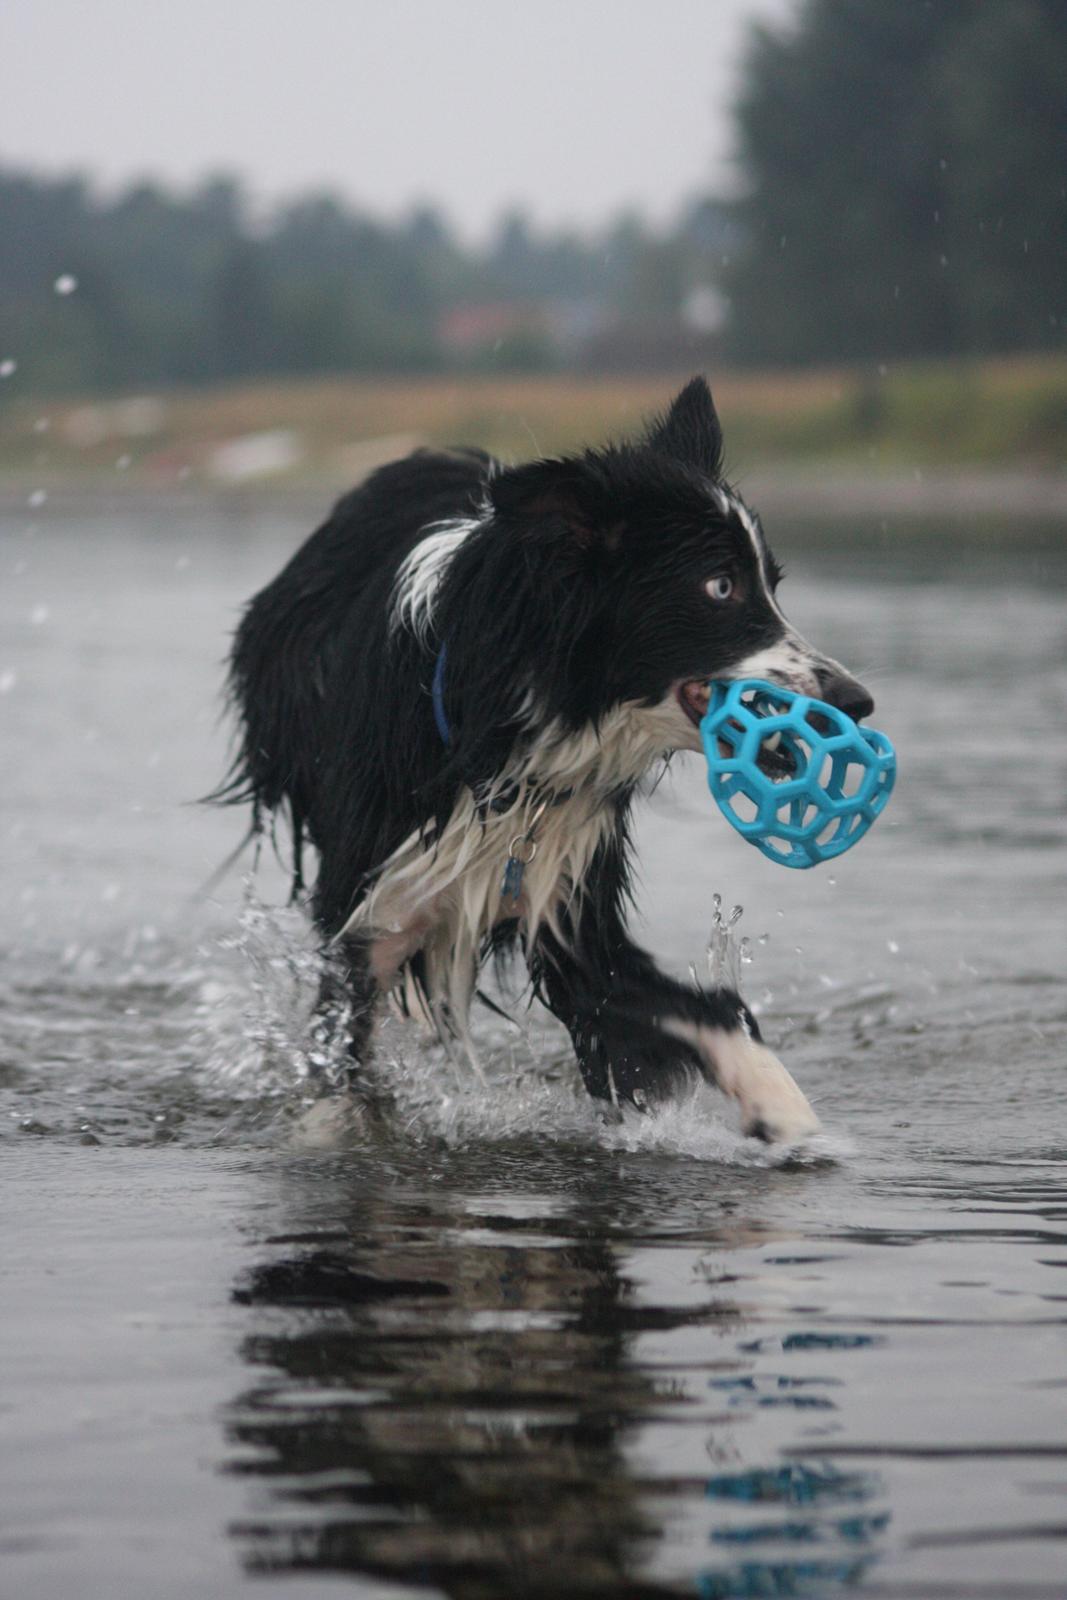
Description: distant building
xmin=437 ymin=303 xmax=548 ymax=360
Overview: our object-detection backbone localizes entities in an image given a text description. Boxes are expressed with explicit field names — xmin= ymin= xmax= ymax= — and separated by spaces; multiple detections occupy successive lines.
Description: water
xmin=2 ymin=504 xmax=1066 ymax=1599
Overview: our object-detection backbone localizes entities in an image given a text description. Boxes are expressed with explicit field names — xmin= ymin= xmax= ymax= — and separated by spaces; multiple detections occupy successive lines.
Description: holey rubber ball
xmin=700 ymin=679 xmax=896 ymax=869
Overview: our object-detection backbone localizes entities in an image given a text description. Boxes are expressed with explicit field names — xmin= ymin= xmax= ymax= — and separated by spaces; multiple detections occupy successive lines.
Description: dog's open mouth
xmin=677 ymin=680 xmax=797 ymax=779
xmin=678 ymin=680 xmax=713 ymax=727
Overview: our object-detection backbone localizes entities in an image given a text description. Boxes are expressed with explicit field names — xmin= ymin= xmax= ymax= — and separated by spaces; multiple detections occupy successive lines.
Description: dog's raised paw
xmin=729 ymin=1039 xmax=821 ymax=1144
xmin=741 ymin=1093 xmax=822 ymax=1146
xmin=667 ymin=1020 xmax=821 ymax=1144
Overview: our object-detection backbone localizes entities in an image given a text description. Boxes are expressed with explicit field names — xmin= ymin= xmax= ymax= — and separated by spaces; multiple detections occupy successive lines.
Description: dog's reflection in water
xmin=221 ymin=1165 xmax=739 ymax=1597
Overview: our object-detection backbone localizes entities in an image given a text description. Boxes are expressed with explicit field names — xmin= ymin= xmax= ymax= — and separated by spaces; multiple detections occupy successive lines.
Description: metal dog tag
xmin=501 ymin=833 xmax=537 ymax=905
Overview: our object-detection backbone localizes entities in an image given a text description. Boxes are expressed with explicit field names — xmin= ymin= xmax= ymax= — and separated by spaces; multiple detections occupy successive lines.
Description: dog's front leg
xmin=529 ymin=834 xmax=818 ymax=1143
xmin=314 ymin=934 xmax=380 ymax=1068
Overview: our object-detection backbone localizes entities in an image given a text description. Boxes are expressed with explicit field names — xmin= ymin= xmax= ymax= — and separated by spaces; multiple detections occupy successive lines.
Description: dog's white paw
xmin=290 ymin=1094 xmax=366 ymax=1148
xmin=666 ymin=1020 xmax=820 ymax=1144
xmin=730 ymin=1042 xmax=821 ymax=1143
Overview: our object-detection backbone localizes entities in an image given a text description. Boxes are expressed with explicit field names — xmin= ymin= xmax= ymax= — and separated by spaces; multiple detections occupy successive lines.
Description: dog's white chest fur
xmin=345 ymin=786 xmax=611 ymax=1029
xmin=337 ymin=695 xmax=688 ymax=1039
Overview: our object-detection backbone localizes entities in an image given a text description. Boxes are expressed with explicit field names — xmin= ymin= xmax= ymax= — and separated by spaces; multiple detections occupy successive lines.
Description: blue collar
xmin=431 ymin=646 xmax=573 ymax=817
xmin=431 ymin=643 xmax=452 ymax=746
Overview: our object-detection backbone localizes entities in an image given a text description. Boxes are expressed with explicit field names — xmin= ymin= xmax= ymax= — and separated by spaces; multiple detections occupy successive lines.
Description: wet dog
xmin=219 ymin=378 xmax=873 ymax=1140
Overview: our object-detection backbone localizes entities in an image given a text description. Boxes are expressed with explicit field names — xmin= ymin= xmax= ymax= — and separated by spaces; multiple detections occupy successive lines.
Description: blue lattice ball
xmin=700 ymin=679 xmax=896 ymax=869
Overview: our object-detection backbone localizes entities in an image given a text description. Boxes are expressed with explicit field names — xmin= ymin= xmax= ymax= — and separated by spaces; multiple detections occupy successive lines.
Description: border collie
xmin=219 ymin=378 xmax=873 ymax=1142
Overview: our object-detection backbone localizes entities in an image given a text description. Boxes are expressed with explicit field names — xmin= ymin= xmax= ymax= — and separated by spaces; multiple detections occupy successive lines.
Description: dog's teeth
xmin=765 ymin=731 xmax=782 ymax=752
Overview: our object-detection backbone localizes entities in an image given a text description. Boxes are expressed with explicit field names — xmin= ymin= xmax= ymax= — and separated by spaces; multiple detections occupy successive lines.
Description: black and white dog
xmin=220 ymin=378 xmax=873 ymax=1141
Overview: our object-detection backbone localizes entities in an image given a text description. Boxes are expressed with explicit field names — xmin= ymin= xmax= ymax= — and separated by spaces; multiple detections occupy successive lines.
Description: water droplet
xmin=0 ymin=670 xmax=16 ymax=694
xmin=28 ymin=488 xmax=47 ymax=508
xmin=30 ymin=604 xmax=49 ymax=625
xmin=706 ymin=894 xmax=747 ymax=989
xmin=0 ymin=358 xmax=16 ymax=378
xmin=33 ymin=417 xmax=50 ymax=434
xmin=115 ymin=453 xmax=132 ymax=470
xmin=54 ymin=274 xmax=78 ymax=296
xmin=887 ymin=939 xmax=900 ymax=954
xmin=827 ymin=876 xmax=836 ymax=886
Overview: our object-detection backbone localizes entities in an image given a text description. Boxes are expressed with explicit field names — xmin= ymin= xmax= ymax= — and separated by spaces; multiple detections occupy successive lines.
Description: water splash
xmin=706 ymin=892 xmax=753 ymax=991
xmin=172 ymin=886 xmax=839 ymax=1165
xmin=193 ymin=889 xmax=356 ymax=1098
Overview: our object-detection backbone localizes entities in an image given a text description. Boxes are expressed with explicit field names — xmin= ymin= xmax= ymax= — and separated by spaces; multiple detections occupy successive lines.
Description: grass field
xmin=2 ymin=354 xmax=1066 ymax=495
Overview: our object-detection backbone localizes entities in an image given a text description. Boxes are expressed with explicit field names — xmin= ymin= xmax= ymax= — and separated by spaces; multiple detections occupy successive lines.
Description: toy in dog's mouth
xmin=678 ymin=680 xmax=796 ymax=778
xmin=699 ymin=678 xmax=897 ymax=869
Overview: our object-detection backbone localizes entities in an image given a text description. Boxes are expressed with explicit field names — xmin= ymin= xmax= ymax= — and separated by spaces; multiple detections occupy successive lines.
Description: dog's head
xmin=433 ymin=378 xmax=872 ymax=792
xmin=482 ymin=377 xmax=872 ymax=758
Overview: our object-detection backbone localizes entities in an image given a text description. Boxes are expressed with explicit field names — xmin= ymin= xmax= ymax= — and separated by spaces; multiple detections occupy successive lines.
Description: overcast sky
xmin=1 ymin=0 xmax=796 ymax=240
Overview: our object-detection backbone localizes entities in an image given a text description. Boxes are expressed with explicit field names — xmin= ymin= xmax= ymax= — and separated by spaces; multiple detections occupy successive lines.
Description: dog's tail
xmin=208 ymin=554 xmax=340 ymax=897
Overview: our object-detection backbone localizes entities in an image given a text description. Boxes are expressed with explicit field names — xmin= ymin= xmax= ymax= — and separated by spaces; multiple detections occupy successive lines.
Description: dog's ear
xmin=645 ymin=376 xmax=723 ymax=477
xmin=489 ymin=460 xmax=619 ymax=552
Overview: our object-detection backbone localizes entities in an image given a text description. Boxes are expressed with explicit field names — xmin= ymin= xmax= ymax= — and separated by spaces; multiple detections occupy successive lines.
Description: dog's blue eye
xmin=705 ymin=575 xmax=734 ymax=602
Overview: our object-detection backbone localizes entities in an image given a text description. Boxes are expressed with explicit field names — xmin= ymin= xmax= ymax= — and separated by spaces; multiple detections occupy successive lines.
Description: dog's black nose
xmin=816 ymin=668 xmax=874 ymax=722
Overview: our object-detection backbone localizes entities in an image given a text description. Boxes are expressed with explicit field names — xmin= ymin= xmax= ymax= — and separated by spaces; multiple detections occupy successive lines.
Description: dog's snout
xmin=816 ymin=668 xmax=874 ymax=723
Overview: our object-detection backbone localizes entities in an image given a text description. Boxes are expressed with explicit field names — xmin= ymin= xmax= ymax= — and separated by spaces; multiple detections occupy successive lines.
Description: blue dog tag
xmin=501 ymin=853 xmax=526 ymax=902
xmin=501 ymin=830 xmax=538 ymax=904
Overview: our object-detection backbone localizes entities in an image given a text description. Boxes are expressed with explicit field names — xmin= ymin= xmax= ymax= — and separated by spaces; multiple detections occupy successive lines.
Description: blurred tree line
xmin=727 ymin=0 xmax=1067 ymax=364
xmin=0 ymin=171 xmax=730 ymax=393
xmin=1 ymin=0 xmax=1063 ymax=394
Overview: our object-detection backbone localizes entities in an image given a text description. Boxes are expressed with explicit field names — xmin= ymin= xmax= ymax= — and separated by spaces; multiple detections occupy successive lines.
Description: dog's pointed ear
xmin=488 ymin=459 xmax=618 ymax=552
xmin=645 ymin=376 xmax=723 ymax=477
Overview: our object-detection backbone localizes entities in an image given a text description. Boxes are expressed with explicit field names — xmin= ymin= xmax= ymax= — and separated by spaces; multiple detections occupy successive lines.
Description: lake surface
xmin=2 ymin=501 xmax=1066 ymax=1599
